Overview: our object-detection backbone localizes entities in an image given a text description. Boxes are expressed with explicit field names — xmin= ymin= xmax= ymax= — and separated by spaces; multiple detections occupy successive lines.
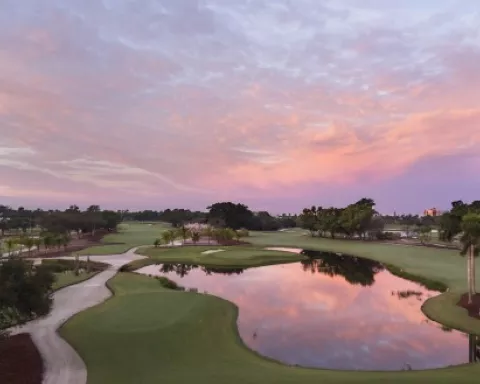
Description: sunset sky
xmin=1 ymin=0 xmax=479 ymax=213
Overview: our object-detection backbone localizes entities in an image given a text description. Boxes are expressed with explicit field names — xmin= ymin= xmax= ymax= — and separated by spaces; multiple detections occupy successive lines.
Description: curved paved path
xmin=10 ymin=247 xmax=145 ymax=384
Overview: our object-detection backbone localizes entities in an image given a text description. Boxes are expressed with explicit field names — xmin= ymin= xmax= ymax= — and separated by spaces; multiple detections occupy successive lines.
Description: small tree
xmin=33 ymin=238 xmax=42 ymax=255
xmin=54 ymin=236 xmax=63 ymax=251
xmin=161 ymin=231 xmax=174 ymax=246
xmin=5 ymin=238 xmax=16 ymax=257
xmin=419 ymin=226 xmax=432 ymax=244
xmin=62 ymin=233 xmax=72 ymax=252
xmin=74 ymin=254 xmax=80 ymax=276
xmin=191 ymin=231 xmax=200 ymax=245
xmin=167 ymin=229 xmax=177 ymax=246
xmin=23 ymin=237 xmax=35 ymax=257
xmin=86 ymin=255 xmax=91 ymax=273
xmin=203 ymin=226 xmax=213 ymax=245
xmin=154 ymin=238 xmax=161 ymax=248
xmin=178 ymin=225 xmax=190 ymax=245
xmin=43 ymin=235 xmax=53 ymax=254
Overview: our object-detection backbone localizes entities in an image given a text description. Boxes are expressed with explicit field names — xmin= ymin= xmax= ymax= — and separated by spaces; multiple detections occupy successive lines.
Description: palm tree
xmin=43 ymin=235 xmax=53 ymax=254
xmin=191 ymin=232 xmax=200 ymax=245
xmin=33 ymin=238 xmax=42 ymax=255
xmin=23 ymin=237 xmax=35 ymax=257
xmin=204 ymin=226 xmax=213 ymax=245
xmin=5 ymin=238 xmax=15 ymax=257
xmin=161 ymin=231 xmax=172 ymax=247
xmin=62 ymin=233 xmax=72 ymax=251
xmin=54 ymin=236 xmax=63 ymax=251
xmin=460 ymin=213 xmax=480 ymax=304
xmin=178 ymin=225 xmax=190 ymax=245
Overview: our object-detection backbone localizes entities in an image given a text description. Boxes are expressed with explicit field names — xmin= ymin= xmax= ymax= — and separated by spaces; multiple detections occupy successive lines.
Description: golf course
xmin=57 ymin=223 xmax=480 ymax=383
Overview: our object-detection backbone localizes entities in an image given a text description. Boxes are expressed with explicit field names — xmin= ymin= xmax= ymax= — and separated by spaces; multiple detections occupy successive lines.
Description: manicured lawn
xmin=61 ymin=273 xmax=479 ymax=384
xmin=79 ymin=222 xmax=170 ymax=255
xmin=53 ymin=271 xmax=99 ymax=291
xmin=136 ymin=245 xmax=305 ymax=268
xmin=60 ymin=226 xmax=480 ymax=383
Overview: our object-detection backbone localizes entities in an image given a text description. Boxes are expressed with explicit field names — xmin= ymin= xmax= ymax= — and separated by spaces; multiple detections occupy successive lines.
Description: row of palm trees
xmin=1 ymin=233 xmax=72 ymax=257
xmin=153 ymin=226 xmax=249 ymax=248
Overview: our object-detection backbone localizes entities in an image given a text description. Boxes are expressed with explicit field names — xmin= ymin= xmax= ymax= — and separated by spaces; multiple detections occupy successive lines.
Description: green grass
xmin=136 ymin=245 xmax=305 ymax=268
xmin=61 ymin=273 xmax=479 ymax=384
xmin=59 ymin=227 xmax=480 ymax=383
xmin=53 ymin=271 xmax=99 ymax=291
xmin=78 ymin=222 xmax=171 ymax=255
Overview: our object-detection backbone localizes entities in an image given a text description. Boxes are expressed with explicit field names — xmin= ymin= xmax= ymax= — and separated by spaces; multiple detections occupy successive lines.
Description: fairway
xmin=60 ymin=227 xmax=480 ymax=383
xmin=61 ymin=273 xmax=479 ymax=384
xmin=78 ymin=222 xmax=170 ymax=255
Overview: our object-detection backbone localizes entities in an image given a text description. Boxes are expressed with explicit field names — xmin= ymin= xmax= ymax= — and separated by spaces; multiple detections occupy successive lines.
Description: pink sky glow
xmin=1 ymin=1 xmax=479 ymax=213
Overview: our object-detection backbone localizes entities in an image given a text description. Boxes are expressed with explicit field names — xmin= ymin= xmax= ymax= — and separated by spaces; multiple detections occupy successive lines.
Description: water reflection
xmin=300 ymin=251 xmax=384 ymax=286
xmin=137 ymin=252 xmax=475 ymax=371
xmin=159 ymin=263 xmax=245 ymax=276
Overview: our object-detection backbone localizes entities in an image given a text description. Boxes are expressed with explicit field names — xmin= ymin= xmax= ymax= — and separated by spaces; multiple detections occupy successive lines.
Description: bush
xmin=40 ymin=260 xmax=71 ymax=273
xmin=375 ymin=231 xmax=401 ymax=241
xmin=0 ymin=258 xmax=55 ymax=329
xmin=41 ymin=259 xmax=107 ymax=273
xmin=237 ymin=229 xmax=250 ymax=238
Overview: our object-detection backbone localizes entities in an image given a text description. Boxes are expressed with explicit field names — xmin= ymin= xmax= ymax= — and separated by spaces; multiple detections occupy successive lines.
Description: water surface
xmin=137 ymin=251 xmax=477 ymax=371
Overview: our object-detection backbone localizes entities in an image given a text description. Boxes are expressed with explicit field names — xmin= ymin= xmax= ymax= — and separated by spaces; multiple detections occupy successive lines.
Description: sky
xmin=0 ymin=0 xmax=479 ymax=214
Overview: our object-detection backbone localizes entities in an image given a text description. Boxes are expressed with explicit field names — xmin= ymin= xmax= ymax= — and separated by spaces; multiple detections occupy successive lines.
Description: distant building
xmin=423 ymin=208 xmax=441 ymax=217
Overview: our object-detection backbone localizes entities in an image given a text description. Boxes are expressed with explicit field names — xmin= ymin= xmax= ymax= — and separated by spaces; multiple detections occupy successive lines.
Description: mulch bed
xmin=457 ymin=293 xmax=480 ymax=319
xmin=0 ymin=333 xmax=43 ymax=384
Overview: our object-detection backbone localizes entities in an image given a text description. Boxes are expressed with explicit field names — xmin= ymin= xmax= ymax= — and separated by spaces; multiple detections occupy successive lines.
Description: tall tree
xmin=207 ymin=202 xmax=254 ymax=230
xmin=460 ymin=213 xmax=480 ymax=304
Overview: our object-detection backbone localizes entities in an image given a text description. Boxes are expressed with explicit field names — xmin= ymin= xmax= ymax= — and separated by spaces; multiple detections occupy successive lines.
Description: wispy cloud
xmin=0 ymin=0 xmax=479 ymax=211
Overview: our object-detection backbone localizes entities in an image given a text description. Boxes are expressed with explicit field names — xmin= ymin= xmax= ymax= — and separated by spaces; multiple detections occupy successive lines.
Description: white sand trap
xmin=265 ymin=247 xmax=303 ymax=254
xmin=201 ymin=249 xmax=226 ymax=255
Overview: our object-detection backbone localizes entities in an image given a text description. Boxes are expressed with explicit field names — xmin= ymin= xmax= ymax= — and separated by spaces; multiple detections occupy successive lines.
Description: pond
xmin=136 ymin=250 xmax=479 ymax=371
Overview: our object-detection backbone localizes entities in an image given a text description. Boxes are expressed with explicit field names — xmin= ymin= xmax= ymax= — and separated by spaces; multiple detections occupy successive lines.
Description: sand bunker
xmin=201 ymin=249 xmax=226 ymax=255
xmin=265 ymin=247 xmax=303 ymax=254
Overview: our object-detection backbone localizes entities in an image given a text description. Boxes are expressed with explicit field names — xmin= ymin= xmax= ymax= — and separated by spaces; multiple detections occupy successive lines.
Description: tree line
xmin=125 ymin=203 xmax=297 ymax=231
xmin=0 ymin=204 xmax=122 ymax=238
xmin=298 ymin=198 xmax=386 ymax=239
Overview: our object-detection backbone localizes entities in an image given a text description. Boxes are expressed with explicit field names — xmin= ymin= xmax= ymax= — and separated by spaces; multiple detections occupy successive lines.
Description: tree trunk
xmin=471 ymin=244 xmax=476 ymax=295
xmin=467 ymin=251 xmax=473 ymax=304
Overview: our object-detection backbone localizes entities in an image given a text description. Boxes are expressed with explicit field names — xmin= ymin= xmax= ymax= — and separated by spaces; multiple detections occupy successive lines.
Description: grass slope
xmin=79 ymin=222 xmax=170 ymax=255
xmin=53 ymin=271 xmax=99 ymax=291
xmin=61 ymin=273 xmax=479 ymax=384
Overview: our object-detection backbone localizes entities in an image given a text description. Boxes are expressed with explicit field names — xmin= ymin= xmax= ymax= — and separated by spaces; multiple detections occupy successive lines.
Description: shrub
xmin=237 ymin=229 xmax=249 ymax=238
xmin=375 ymin=231 xmax=401 ymax=241
xmin=41 ymin=259 xmax=107 ymax=273
xmin=0 ymin=258 xmax=55 ymax=329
